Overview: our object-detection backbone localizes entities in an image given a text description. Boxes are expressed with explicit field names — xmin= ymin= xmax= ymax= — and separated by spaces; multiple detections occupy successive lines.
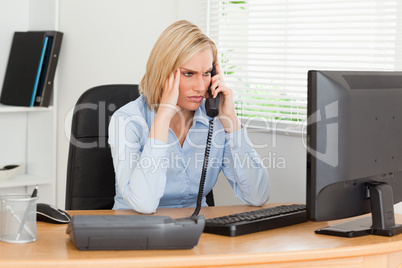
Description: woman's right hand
xmin=159 ymin=69 xmax=181 ymax=120
xmin=149 ymin=69 xmax=180 ymax=143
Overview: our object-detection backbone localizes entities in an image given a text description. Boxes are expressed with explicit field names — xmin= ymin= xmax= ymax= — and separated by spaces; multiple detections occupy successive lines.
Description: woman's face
xmin=177 ymin=48 xmax=213 ymax=111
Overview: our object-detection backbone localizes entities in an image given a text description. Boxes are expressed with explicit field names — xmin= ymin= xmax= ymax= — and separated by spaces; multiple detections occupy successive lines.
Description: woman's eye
xmin=203 ymin=72 xmax=211 ymax=76
xmin=184 ymin=72 xmax=193 ymax=77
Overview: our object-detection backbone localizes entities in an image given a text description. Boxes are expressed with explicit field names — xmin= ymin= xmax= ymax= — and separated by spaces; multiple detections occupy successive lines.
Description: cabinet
xmin=0 ymin=0 xmax=58 ymax=204
xmin=0 ymin=103 xmax=56 ymax=204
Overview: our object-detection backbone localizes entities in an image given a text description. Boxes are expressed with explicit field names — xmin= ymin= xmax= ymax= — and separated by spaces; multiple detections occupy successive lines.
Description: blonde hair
xmin=139 ymin=20 xmax=218 ymax=110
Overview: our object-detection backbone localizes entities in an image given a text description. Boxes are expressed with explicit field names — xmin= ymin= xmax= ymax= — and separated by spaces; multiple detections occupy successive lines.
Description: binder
xmin=0 ymin=31 xmax=63 ymax=107
xmin=35 ymin=31 xmax=63 ymax=107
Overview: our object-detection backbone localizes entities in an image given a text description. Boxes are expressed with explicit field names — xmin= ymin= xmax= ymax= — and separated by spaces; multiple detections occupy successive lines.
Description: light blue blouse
xmin=108 ymin=95 xmax=270 ymax=213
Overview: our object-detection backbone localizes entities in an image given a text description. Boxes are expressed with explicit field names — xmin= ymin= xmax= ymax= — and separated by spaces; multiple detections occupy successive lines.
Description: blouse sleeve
xmin=109 ymin=112 xmax=169 ymax=214
xmin=221 ymin=127 xmax=270 ymax=206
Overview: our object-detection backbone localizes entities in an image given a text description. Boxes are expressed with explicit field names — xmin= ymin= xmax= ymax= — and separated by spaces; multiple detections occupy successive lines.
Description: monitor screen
xmin=306 ymin=70 xmax=402 ymax=237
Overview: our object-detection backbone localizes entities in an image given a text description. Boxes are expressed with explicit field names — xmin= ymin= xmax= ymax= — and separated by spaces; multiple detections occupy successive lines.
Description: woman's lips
xmin=188 ymin=96 xmax=203 ymax=102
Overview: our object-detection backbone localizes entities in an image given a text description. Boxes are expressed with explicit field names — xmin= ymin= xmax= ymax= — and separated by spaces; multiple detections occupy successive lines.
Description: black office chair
xmin=65 ymin=84 xmax=214 ymax=210
xmin=65 ymin=84 xmax=140 ymax=210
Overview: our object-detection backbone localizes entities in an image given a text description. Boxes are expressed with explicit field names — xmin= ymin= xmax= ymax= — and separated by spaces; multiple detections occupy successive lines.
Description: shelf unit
xmin=0 ymin=0 xmax=58 ymax=204
xmin=0 ymin=103 xmax=56 ymax=204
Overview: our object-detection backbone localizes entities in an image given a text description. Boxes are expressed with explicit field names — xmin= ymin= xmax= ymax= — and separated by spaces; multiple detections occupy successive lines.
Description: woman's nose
xmin=194 ymin=75 xmax=206 ymax=92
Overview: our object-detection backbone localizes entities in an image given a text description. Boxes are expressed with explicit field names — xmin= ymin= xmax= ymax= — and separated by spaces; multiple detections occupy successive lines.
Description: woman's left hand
xmin=209 ymin=64 xmax=242 ymax=133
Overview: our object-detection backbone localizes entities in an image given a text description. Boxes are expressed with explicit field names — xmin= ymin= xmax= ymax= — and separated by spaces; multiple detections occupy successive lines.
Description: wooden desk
xmin=1 ymin=204 xmax=402 ymax=267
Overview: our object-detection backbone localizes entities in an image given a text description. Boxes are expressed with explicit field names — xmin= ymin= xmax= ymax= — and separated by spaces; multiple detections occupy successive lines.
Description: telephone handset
xmin=205 ymin=67 xmax=220 ymax=118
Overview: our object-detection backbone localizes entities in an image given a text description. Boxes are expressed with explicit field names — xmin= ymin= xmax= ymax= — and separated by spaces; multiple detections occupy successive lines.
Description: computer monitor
xmin=306 ymin=70 xmax=402 ymax=237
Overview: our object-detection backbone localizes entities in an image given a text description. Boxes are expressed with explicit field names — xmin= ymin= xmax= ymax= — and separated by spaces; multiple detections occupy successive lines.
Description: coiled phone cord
xmin=191 ymin=118 xmax=214 ymax=216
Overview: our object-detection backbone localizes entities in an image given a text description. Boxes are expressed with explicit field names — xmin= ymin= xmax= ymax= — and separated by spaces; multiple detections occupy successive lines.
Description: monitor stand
xmin=316 ymin=182 xmax=402 ymax=238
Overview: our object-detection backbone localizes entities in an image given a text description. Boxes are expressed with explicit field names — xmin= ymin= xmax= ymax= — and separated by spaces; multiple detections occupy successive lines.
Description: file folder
xmin=0 ymin=31 xmax=63 ymax=107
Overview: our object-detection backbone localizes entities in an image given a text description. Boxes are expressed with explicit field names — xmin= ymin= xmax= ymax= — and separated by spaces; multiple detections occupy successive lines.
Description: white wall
xmin=0 ymin=0 xmax=30 ymax=88
xmin=214 ymin=131 xmax=306 ymax=206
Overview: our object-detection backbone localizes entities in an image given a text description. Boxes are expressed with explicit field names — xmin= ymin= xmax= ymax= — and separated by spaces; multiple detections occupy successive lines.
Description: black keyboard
xmin=203 ymin=204 xmax=307 ymax=237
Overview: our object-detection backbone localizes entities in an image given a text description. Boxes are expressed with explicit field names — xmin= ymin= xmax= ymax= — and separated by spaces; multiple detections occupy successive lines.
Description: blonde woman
xmin=109 ymin=20 xmax=270 ymax=214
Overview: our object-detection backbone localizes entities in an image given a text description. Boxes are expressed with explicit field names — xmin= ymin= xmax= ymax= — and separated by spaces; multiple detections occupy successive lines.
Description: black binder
xmin=0 ymin=31 xmax=63 ymax=107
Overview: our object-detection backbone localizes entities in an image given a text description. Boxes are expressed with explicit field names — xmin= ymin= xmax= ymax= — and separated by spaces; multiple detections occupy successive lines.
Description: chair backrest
xmin=65 ymin=84 xmax=140 ymax=210
xmin=65 ymin=84 xmax=214 ymax=210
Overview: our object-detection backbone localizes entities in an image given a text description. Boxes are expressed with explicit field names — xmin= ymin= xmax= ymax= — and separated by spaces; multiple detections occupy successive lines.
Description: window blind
xmin=203 ymin=0 xmax=402 ymax=134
